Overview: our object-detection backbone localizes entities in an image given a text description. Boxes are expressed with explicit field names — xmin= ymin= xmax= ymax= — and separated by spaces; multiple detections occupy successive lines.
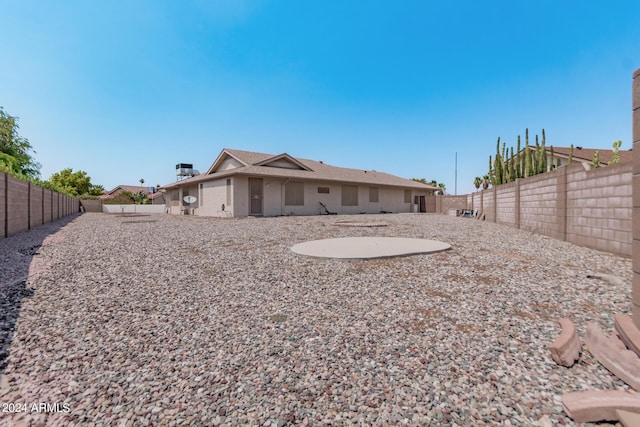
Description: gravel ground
xmin=0 ymin=212 xmax=634 ymax=426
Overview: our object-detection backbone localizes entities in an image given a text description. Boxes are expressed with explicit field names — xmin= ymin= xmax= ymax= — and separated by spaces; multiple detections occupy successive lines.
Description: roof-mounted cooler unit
xmin=176 ymin=163 xmax=194 ymax=181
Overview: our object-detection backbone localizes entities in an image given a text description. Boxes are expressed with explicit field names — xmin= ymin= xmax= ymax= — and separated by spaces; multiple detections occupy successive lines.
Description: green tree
xmin=0 ymin=107 xmax=40 ymax=178
xmin=0 ymin=152 xmax=22 ymax=175
xmin=48 ymin=168 xmax=93 ymax=196
xmin=133 ymin=191 xmax=149 ymax=204
xmin=88 ymin=184 xmax=105 ymax=196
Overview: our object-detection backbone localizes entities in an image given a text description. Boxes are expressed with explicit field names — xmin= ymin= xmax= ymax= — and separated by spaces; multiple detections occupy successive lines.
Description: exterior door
xmin=249 ymin=178 xmax=263 ymax=216
xmin=419 ymin=196 xmax=426 ymax=213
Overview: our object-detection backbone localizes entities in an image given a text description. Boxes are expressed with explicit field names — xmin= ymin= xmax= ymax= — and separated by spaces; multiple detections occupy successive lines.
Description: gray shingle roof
xmin=163 ymin=148 xmax=438 ymax=191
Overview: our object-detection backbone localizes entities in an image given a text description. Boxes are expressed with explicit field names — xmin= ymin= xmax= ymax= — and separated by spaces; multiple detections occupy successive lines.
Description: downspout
xmin=280 ymin=178 xmax=291 ymax=216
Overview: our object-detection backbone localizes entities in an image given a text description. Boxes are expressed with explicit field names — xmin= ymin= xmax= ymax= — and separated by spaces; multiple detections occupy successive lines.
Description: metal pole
xmin=455 ymin=152 xmax=458 ymax=195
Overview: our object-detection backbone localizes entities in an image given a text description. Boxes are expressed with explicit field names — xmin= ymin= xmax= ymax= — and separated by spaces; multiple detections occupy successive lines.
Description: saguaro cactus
xmin=569 ymin=144 xmax=574 ymax=165
xmin=525 ymin=131 xmax=532 ymax=177
xmin=541 ymin=129 xmax=547 ymax=172
xmin=487 ymin=128 xmax=553 ymax=185
xmin=517 ymin=135 xmax=522 ymax=179
xmin=611 ymin=140 xmax=622 ymax=165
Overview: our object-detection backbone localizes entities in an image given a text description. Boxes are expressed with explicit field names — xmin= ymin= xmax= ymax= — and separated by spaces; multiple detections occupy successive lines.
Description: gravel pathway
xmin=0 ymin=212 xmax=633 ymax=426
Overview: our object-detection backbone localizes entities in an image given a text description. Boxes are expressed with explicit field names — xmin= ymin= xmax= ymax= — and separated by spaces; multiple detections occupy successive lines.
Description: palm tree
xmin=437 ymin=183 xmax=446 ymax=195
xmin=474 ymin=177 xmax=482 ymax=191
xmin=482 ymin=175 xmax=490 ymax=190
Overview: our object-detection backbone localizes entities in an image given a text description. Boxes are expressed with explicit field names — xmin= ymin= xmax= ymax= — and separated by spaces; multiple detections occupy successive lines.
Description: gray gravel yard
xmin=0 ymin=212 xmax=633 ymax=426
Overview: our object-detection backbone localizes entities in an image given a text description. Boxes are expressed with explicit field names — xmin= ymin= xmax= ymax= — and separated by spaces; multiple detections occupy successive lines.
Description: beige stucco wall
xmin=195 ymin=178 xmax=234 ymax=217
xmin=173 ymin=176 xmax=427 ymax=218
xmin=167 ymin=185 xmax=198 ymax=215
xmin=233 ymin=176 xmax=250 ymax=217
xmin=279 ymin=182 xmax=420 ymax=216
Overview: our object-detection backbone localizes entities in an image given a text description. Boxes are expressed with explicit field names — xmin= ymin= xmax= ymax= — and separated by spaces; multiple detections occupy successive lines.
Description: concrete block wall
xmin=471 ymin=192 xmax=482 ymax=211
xmin=632 ymin=67 xmax=640 ymax=328
xmin=1 ymin=172 xmax=80 ymax=239
xmin=519 ymin=170 xmax=562 ymax=239
xmin=7 ymin=175 xmax=29 ymax=236
xmin=43 ymin=189 xmax=53 ymax=224
xmin=0 ymin=174 xmax=6 ymax=239
xmin=80 ymin=199 xmax=103 ymax=213
xmin=30 ymin=184 xmax=44 ymax=229
xmin=437 ymin=195 xmax=468 ymax=214
xmin=483 ymin=190 xmax=495 ymax=222
xmin=51 ymin=192 xmax=62 ymax=221
xmin=496 ymin=181 xmax=517 ymax=227
xmin=567 ymin=162 xmax=632 ymax=255
xmin=439 ymin=146 xmax=632 ymax=257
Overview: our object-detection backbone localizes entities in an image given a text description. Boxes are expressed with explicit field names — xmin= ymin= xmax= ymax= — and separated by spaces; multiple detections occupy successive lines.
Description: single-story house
xmin=161 ymin=148 xmax=439 ymax=217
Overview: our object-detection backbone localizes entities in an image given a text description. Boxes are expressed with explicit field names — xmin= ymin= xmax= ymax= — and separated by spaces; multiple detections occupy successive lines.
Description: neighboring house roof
xmin=149 ymin=190 xmax=166 ymax=200
xmin=531 ymin=146 xmax=632 ymax=165
xmin=164 ymin=148 xmax=439 ymax=191
xmin=101 ymin=185 xmax=164 ymax=199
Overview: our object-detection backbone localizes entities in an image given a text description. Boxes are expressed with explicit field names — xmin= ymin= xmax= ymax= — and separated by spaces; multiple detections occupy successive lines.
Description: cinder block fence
xmin=1 ymin=172 xmax=80 ymax=239
xmin=632 ymin=67 xmax=640 ymax=327
xmin=438 ymin=160 xmax=633 ymax=257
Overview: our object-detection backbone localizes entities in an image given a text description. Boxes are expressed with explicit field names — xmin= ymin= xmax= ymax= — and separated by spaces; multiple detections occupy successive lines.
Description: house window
xmin=369 ymin=187 xmax=379 ymax=203
xmin=317 ymin=186 xmax=330 ymax=194
xmin=285 ymin=182 xmax=304 ymax=206
xmin=342 ymin=185 xmax=358 ymax=206
xmin=404 ymin=190 xmax=411 ymax=203
xmin=226 ymin=179 xmax=231 ymax=205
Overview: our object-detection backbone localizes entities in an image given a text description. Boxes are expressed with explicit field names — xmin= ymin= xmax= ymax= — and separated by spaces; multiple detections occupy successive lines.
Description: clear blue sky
xmin=2 ymin=1 xmax=639 ymax=195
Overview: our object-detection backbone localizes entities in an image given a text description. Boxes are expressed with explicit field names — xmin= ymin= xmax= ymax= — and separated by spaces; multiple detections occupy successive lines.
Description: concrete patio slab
xmin=291 ymin=236 xmax=451 ymax=259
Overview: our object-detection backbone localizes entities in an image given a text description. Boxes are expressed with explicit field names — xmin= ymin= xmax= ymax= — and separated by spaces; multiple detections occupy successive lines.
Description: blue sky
xmin=1 ymin=1 xmax=639 ymax=194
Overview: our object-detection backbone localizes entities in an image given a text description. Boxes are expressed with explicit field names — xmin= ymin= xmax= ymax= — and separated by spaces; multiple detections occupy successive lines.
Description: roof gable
xmin=206 ymin=150 xmax=248 ymax=174
xmin=255 ymin=153 xmax=312 ymax=171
